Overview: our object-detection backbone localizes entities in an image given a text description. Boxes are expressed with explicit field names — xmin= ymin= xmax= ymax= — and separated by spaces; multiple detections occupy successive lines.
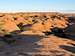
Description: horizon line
xmin=0 ymin=10 xmax=75 ymax=13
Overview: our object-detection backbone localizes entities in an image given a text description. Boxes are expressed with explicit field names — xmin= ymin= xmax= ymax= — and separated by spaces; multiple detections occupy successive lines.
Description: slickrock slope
xmin=0 ymin=12 xmax=69 ymax=34
xmin=0 ymin=12 xmax=75 ymax=56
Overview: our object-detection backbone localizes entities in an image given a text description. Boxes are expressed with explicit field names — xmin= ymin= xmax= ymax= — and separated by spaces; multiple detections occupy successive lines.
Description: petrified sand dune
xmin=0 ymin=12 xmax=75 ymax=56
xmin=0 ymin=12 xmax=69 ymax=34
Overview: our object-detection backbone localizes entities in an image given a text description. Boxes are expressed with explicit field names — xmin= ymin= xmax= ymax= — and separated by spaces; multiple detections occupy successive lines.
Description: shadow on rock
xmin=59 ymin=45 xmax=75 ymax=53
xmin=0 ymin=30 xmax=44 ymax=55
xmin=0 ymin=30 xmax=43 ymax=45
xmin=43 ymin=27 xmax=75 ymax=41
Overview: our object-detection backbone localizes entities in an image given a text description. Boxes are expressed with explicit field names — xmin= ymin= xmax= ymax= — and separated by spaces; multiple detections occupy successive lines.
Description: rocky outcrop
xmin=0 ymin=12 xmax=70 ymax=35
xmin=0 ymin=12 xmax=75 ymax=56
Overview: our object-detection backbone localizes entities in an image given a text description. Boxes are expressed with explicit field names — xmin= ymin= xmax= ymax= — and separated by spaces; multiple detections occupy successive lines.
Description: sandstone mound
xmin=0 ymin=12 xmax=75 ymax=56
xmin=0 ymin=12 xmax=69 ymax=35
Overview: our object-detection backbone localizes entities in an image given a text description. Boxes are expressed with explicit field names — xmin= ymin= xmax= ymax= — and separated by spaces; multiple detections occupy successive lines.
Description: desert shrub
xmin=32 ymin=19 xmax=38 ymax=24
xmin=17 ymin=23 xmax=24 ymax=31
xmin=51 ymin=15 xmax=56 ymax=19
xmin=68 ymin=16 xmax=75 ymax=23
xmin=34 ymin=15 xmax=38 ymax=17
xmin=43 ymin=31 xmax=53 ymax=36
xmin=13 ymin=17 xmax=17 ymax=20
xmin=43 ymin=15 xmax=47 ymax=18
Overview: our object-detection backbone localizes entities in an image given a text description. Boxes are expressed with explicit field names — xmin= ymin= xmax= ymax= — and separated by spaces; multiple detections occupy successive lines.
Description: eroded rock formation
xmin=0 ymin=12 xmax=75 ymax=56
xmin=0 ymin=12 xmax=70 ymax=36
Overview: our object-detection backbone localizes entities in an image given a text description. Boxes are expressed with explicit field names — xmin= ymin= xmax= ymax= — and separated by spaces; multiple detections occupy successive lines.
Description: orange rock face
xmin=3 ymin=18 xmax=20 ymax=32
xmin=0 ymin=12 xmax=69 ymax=34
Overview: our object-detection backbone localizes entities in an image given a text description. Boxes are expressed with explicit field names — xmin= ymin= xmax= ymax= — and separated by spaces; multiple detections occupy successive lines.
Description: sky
xmin=0 ymin=0 xmax=75 ymax=12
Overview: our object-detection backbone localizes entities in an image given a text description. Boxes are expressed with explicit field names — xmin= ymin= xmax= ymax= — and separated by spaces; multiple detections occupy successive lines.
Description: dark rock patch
xmin=60 ymin=45 xmax=75 ymax=53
